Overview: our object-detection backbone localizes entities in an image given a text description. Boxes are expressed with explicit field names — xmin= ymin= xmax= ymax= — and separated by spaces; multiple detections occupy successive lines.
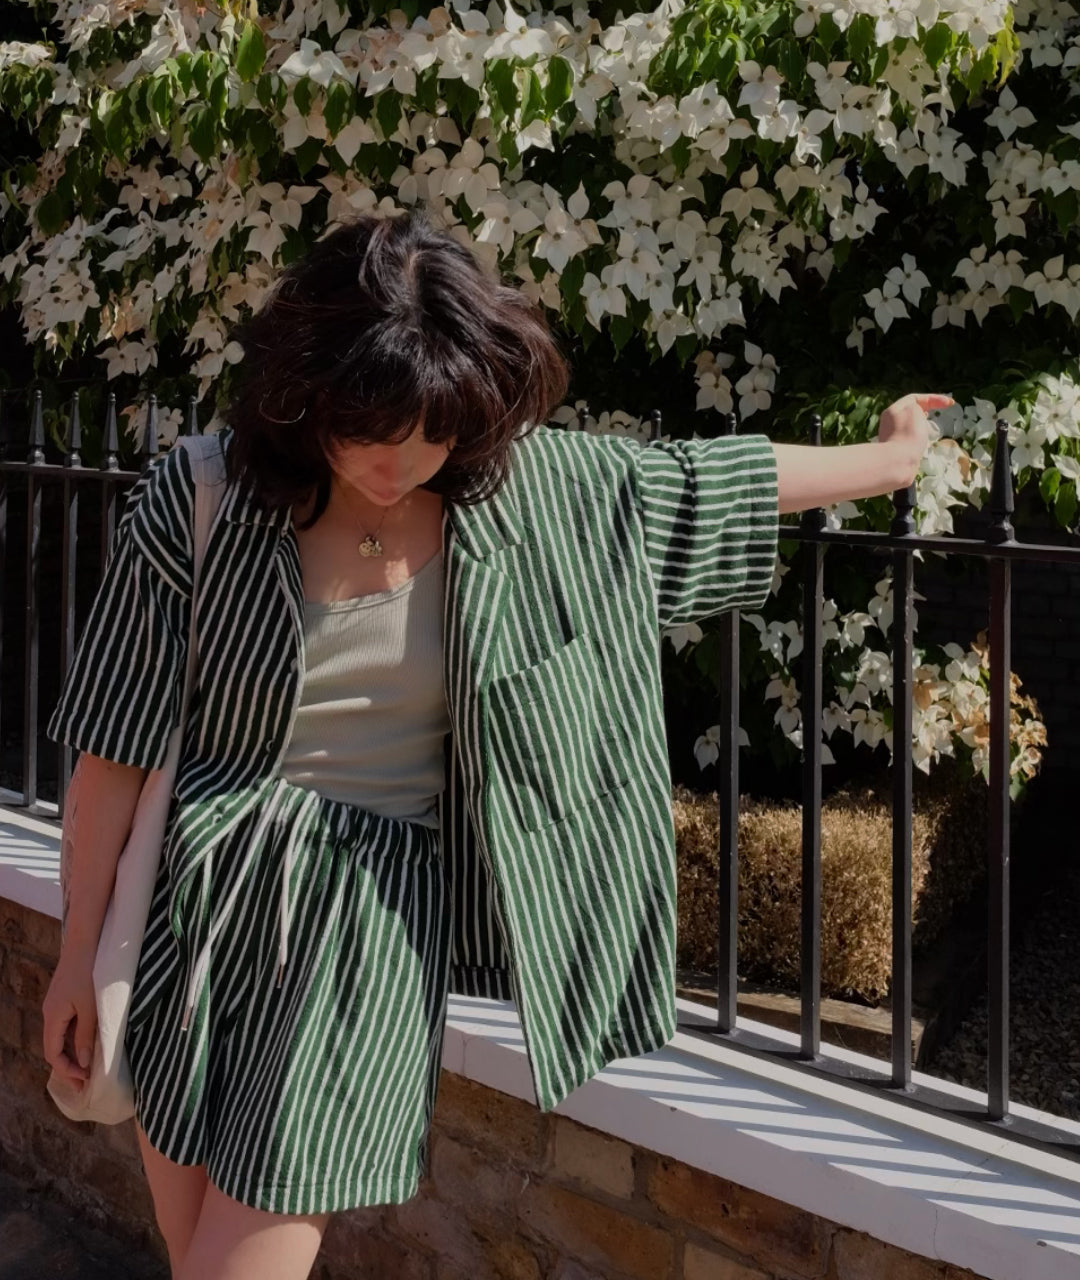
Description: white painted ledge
xmin=3 ymin=807 xmax=1079 ymax=1280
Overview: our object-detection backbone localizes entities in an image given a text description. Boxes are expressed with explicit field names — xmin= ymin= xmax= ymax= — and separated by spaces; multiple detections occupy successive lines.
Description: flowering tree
xmin=0 ymin=0 xmax=1075 ymax=788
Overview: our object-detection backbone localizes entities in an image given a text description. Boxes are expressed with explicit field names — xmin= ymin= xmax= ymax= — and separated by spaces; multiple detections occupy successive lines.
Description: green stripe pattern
xmin=46 ymin=422 xmax=779 ymax=1179
xmin=126 ymin=773 xmax=449 ymax=1214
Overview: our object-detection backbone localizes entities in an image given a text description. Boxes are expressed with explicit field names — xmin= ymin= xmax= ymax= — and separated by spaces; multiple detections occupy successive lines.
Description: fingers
xmin=43 ymin=1006 xmax=91 ymax=1082
xmin=913 ymin=393 xmax=955 ymax=408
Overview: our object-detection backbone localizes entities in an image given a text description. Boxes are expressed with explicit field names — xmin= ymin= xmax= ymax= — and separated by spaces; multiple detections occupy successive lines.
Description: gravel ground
xmin=926 ymin=858 xmax=1080 ymax=1120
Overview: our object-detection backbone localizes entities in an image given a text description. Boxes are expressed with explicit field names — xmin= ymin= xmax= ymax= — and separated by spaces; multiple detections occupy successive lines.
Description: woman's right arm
xmin=42 ymin=753 xmax=147 ymax=1085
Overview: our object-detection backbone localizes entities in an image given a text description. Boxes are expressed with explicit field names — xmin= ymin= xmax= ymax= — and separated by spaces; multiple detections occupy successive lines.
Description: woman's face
xmin=329 ymin=426 xmax=456 ymax=507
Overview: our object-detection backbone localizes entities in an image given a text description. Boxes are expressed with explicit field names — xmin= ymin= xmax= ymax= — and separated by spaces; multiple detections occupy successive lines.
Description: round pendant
xmin=358 ymin=535 xmax=383 ymax=557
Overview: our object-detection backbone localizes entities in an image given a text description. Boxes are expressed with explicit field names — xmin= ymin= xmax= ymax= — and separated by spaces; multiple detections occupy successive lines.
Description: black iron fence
xmin=654 ymin=409 xmax=1080 ymax=1161
xmin=1 ymin=384 xmax=1078 ymax=1159
xmin=0 ymin=386 xmax=199 ymax=810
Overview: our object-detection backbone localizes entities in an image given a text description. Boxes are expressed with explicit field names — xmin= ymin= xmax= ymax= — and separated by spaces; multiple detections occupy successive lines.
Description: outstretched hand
xmin=773 ymin=391 xmax=955 ymax=514
xmin=877 ymin=393 xmax=955 ymax=489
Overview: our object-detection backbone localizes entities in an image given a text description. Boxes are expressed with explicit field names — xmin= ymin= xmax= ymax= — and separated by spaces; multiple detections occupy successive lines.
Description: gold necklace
xmin=334 ymin=477 xmax=400 ymax=557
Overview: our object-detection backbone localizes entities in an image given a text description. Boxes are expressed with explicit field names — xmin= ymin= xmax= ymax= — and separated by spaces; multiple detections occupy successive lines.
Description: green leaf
xmin=497 ymin=128 xmax=520 ymax=166
xmin=1006 ymin=286 xmax=1032 ymax=324
xmin=1055 ymin=481 xmax=1077 ymax=528
xmin=520 ymin=69 xmax=545 ymax=128
xmin=815 ymin=12 xmax=842 ymax=48
xmin=192 ymin=52 xmax=212 ymax=98
xmin=293 ymin=135 xmax=323 ymax=177
xmin=1040 ymin=467 xmax=1061 ymax=504
xmin=209 ymin=62 xmax=228 ymax=117
xmin=324 ymin=79 xmax=353 ymax=138
xmin=487 ymin=58 xmax=519 ymax=118
xmin=374 ymin=88 xmax=402 ymax=140
xmin=104 ymin=100 xmax=132 ymax=157
xmin=246 ymin=114 xmax=277 ymax=157
xmin=559 ymin=254 xmax=586 ymax=302
xmin=670 ymin=333 xmax=697 ymax=366
xmin=846 ymin=14 xmax=875 ymax=61
xmin=922 ymin=22 xmax=955 ymax=69
xmin=742 ymin=2 xmax=784 ymax=42
xmin=413 ymin=64 xmax=439 ymax=114
xmin=608 ymin=312 xmax=634 ymax=356
xmin=174 ymin=53 xmax=194 ymax=94
xmin=293 ymin=77 xmax=314 ymax=118
xmin=235 ymin=19 xmax=266 ymax=82
xmin=256 ymin=72 xmax=276 ymax=111
xmin=150 ymin=74 xmax=173 ymax=128
xmin=188 ymin=104 xmax=217 ymax=163
xmin=668 ymin=134 xmax=691 ymax=174
xmin=776 ymin=40 xmax=805 ymax=87
xmin=545 ymin=55 xmax=573 ymax=114
xmin=35 ymin=189 xmax=67 ymax=235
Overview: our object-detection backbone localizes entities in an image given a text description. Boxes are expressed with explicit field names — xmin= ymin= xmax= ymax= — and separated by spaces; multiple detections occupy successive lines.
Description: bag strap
xmin=174 ymin=433 xmax=227 ymax=735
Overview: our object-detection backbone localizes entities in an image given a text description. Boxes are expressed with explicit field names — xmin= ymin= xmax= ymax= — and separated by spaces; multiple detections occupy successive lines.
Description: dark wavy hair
xmin=220 ymin=204 xmax=571 ymax=529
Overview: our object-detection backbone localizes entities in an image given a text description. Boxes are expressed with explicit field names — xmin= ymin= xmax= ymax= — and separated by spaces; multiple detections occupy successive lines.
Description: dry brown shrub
xmin=673 ymin=785 xmax=957 ymax=1002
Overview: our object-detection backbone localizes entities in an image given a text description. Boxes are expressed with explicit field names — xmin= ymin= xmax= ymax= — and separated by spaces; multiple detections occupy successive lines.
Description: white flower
xmin=865 ymin=282 xmax=909 ymax=332
xmin=533 ymin=183 xmax=599 ymax=271
xmin=278 ymin=38 xmax=349 ymax=87
xmin=435 ymin=137 xmax=502 ymax=215
xmin=793 ymin=1 xmax=829 ymax=36
xmin=580 ymin=270 xmax=627 ymax=328
xmin=695 ymin=98 xmax=755 ymax=162
xmin=765 ymin=674 xmax=801 ymax=736
xmin=694 ymin=722 xmax=749 ymax=770
xmin=665 ymin=621 xmax=703 ymax=654
xmin=985 ymin=86 xmax=1037 ymax=140
xmin=476 ymin=194 xmax=541 ymax=256
xmin=734 ymin=341 xmax=778 ymax=420
xmin=885 ymin=253 xmax=932 ymax=305
xmin=694 ymin=349 xmax=735 ymax=415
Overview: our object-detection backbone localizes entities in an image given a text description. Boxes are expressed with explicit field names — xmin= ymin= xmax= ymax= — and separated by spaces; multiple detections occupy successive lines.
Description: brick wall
xmin=1 ymin=895 xmax=990 ymax=1280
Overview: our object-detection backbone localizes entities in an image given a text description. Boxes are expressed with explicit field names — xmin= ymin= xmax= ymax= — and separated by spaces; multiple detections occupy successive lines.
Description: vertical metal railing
xmin=891 ymin=477 xmax=916 ymax=1088
xmin=58 ymin=393 xmax=81 ymax=806
xmin=22 ymin=393 xmax=44 ymax=809
xmin=716 ymin=410 xmax=741 ymax=1033
xmin=800 ymin=415 xmax=825 ymax=1059
xmin=987 ymin=420 xmax=1015 ymax=1120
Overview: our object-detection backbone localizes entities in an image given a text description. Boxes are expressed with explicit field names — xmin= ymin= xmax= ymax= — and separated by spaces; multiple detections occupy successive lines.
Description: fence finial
xmin=140 ymin=394 xmax=158 ymax=466
xmin=185 ymin=394 xmax=199 ymax=437
xmin=988 ymin=418 xmax=1015 ymax=545
xmin=28 ymin=389 xmax=45 ymax=465
xmin=65 ymin=391 xmax=82 ymax=467
xmin=102 ymin=392 xmax=120 ymax=472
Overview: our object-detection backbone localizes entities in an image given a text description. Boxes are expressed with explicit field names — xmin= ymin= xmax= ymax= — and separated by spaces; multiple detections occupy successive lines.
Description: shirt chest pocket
xmin=485 ymin=631 xmax=631 ymax=833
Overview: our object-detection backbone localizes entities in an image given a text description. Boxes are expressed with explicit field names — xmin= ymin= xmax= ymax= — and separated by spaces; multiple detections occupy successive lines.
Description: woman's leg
xmin=134 ymin=1121 xmax=210 ymax=1278
xmin=176 ymin=1181 xmax=332 ymax=1280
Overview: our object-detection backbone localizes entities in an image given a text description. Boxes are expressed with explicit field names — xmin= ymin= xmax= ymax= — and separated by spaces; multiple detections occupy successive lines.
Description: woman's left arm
xmin=774 ymin=392 xmax=953 ymax=515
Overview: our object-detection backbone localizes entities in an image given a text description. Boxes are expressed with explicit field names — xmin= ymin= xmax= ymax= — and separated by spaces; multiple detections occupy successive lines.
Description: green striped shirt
xmin=48 ymin=423 xmax=778 ymax=1113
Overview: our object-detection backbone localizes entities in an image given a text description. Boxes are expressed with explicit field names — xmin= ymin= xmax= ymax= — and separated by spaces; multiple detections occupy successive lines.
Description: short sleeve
xmin=630 ymin=432 xmax=778 ymax=630
xmin=46 ymin=446 xmax=195 ymax=771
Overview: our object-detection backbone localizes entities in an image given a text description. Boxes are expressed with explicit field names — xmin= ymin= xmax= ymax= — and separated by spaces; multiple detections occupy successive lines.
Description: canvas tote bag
xmin=47 ymin=431 xmax=227 ymax=1124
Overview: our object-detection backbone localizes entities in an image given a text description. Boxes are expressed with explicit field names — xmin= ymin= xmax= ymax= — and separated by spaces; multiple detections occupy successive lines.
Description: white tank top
xmin=277 ymin=550 xmax=448 ymax=829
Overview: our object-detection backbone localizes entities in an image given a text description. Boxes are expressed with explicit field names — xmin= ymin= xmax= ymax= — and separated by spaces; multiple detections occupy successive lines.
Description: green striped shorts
xmin=125 ymin=774 xmax=450 ymax=1215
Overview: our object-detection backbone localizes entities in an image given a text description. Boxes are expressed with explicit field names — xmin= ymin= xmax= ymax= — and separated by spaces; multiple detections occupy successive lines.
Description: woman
xmin=42 ymin=205 xmax=950 ymax=1280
